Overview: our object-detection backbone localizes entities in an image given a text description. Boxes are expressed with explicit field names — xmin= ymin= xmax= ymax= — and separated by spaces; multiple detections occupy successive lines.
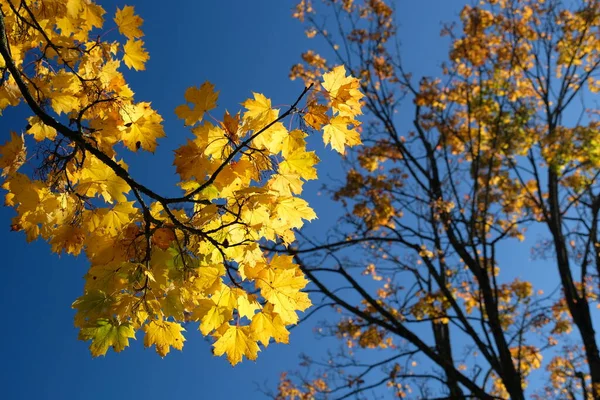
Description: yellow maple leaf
xmin=76 ymin=156 xmax=130 ymax=203
xmin=323 ymin=116 xmax=362 ymax=154
xmin=49 ymin=72 xmax=81 ymax=114
xmin=80 ymin=2 xmax=105 ymax=30
xmin=84 ymin=233 xmax=123 ymax=268
xmin=3 ymin=173 xmax=42 ymax=215
xmin=49 ymin=224 xmax=86 ymax=255
xmin=119 ymin=102 xmax=165 ymax=152
xmin=234 ymin=290 xmax=260 ymax=320
xmin=274 ymin=196 xmax=317 ymax=230
xmin=239 ymin=260 xmax=268 ymax=281
xmin=242 ymin=92 xmax=272 ymax=120
xmin=161 ymin=288 xmax=185 ymax=320
xmin=123 ymin=39 xmax=149 ymax=70
xmin=270 ymin=254 xmax=296 ymax=270
xmin=85 ymin=201 xmax=137 ymax=235
xmin=222 ymin=110 xmax=241 ymax=141
xmin=173 ymin=139 xmax=218 ymax=180
xmin=281 ymin=129 xmax=307 ymax=158
xmin=322 ymin=65 xmax=354 ymax=98
xmin=143 ymin=320 xmax=186 ymax=357
xmin=279 ymin=149 xmax=319 ymax=181
xmin=303 ymin=101 xmax=329 ymax=130
xmin=66 ymin=0 xmax=84 ymax=17
xmin=175 ymin=82 xmax=219 ymax=126
xmin=79 ymin=319 xmax=136 ymax=357
xmin=193 ymin=264 xmax=225 ymax=293
xmin=268 ymin=173 xmax=304 ymax=196
xmin=96 ymin=59 xmax=123 ymax=90
xmin=252 ymin=121 xmax=288 ymax=153
xmin=114 ymin=6 xmax=143 ymax=39
xmin=240 ymin=201 xmax=271 ymax=230
xmin=242 ymin=92 xmax=279 ymax=130
xmin=250 ymin=305 xmax=290 ymax=347
xmin=27 ymin=116 xmax=57 ymax=141
xmin=0 ymin=131 xmax=25 ymax=177
xmin=322 ymin=65 xmax=364 ymax=118
xmin=213 ymin=285 xmax=238 ymax=309
xmin=199 ymin=301 xmax=232 ymax=335
xmin=212 ymin=324 xmax=260 ymax=365
xmin=56 ymin=16 xmax=77 ymax=37
xmin=257 ymin=268 xmax=311 ymax=324
xmin=0 ymin=77 xmax=21 ymax=113
xmin=193 ymin=122 xmax=231 ymax=160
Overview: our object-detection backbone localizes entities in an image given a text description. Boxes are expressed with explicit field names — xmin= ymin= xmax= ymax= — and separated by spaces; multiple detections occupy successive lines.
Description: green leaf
xmin=79 ymin=318 xmax=136 ymax=357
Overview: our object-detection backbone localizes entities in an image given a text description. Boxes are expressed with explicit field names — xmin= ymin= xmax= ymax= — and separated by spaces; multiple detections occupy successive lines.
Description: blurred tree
xmin=276 ymin=0 xmax=600 ymax=398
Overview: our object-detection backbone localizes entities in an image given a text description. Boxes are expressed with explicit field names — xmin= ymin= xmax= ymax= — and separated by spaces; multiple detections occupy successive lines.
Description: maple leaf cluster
xmin=0 ymin=0 xmax=363 ymax=365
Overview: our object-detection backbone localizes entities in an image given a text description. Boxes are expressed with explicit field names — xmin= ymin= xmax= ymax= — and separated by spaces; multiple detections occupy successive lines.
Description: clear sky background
xmin=0 ymin=1 xmax=547 ymax=399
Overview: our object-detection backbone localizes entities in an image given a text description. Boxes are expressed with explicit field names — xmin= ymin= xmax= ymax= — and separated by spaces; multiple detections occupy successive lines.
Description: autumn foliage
xmin=273 ymin=0 xmax=600 ymax=399
xmin=4 ymin=0 xmax=600 ymax=399
xmin=0 ymin=1 xmax=363 ymax=365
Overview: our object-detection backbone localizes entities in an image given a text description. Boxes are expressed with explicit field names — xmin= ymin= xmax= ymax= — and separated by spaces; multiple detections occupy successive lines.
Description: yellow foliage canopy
xmin=0 ymin=0 xmax=363 ymax=366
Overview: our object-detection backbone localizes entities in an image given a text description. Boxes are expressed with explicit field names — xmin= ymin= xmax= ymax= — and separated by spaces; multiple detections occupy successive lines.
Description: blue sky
xmin=0 ymin=1 xmax=509 ymax=399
